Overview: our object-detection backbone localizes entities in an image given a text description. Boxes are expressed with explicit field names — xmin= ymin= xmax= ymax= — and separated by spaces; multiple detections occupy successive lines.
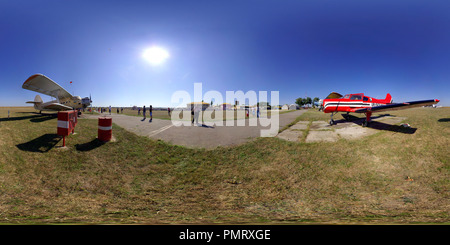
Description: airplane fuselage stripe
xmin=323 ymin=102 xmax=372 ymax=109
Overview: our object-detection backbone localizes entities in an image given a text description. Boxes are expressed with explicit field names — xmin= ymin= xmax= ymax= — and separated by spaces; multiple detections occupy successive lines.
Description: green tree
xmin=295 ymin=98 xmax=304 ymax=107
xmin=306 ymin=97 xmax=312 ymax=106
xmin=313 ymin=97 xmax=319 ymax=108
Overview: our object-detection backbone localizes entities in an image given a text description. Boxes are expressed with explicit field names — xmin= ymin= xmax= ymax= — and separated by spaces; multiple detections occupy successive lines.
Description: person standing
xmin=168 ymin=107 xmax=171 ymax=116
xmin=194 ymin=105 xmax=201 ymax=125
xmin=142 ymin=105 xmax=146 ymax=121
xmin=149 ymin=105 xmax=153 ymax=122
xmin=109 ymin=105 xmax=111 ymax=115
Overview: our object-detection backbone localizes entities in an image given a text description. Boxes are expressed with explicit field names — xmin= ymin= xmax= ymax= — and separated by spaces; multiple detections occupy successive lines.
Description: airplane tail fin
xmin=26 ymin=95 xmax=43 ymax=110
xmin=26 ymin=95 xmax=43 ymax=104
xmin=385 ymin=93 xmax=393 ymax=104
xmin=34 ymin=95 xmax=43 ymax=103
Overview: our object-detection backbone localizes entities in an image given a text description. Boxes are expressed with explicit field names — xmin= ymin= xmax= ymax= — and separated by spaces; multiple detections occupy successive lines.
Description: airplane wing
xmin=42 ymin=103 xmax=74 ymax=111
xmin=355 ymin=99 xmax=440 ymax=113
xmin=22 ymin=74 xmax=73 ymax=100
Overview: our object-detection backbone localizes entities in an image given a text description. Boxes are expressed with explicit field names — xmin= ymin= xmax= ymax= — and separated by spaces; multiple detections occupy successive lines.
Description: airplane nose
xmin=82 ymin=97 xmax=91 ymax=107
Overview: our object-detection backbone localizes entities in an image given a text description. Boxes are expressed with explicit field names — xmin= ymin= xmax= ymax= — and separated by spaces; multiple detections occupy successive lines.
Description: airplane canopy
xmin=325 ymin=92 xmax=343 ymax=99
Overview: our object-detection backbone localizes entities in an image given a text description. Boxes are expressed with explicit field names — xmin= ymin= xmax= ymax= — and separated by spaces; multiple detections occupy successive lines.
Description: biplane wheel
xmin=329 ymin=119 xmax=334 ymax=125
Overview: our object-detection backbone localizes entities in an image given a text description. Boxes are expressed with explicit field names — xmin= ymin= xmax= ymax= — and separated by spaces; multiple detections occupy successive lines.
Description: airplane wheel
xmin=362 ymin=120 xmax=368 ymax=127
xmin=329 ymin=119 xmax=334 ymax=125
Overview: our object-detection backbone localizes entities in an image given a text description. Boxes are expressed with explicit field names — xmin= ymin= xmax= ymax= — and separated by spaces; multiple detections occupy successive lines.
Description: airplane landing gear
xmin=362 ymin=111 xmax=372 ymax=127
xmin=362 ymin=120 xmax=369 ymax=127
xmin=329 ymin=112 xmax=337 ymax=125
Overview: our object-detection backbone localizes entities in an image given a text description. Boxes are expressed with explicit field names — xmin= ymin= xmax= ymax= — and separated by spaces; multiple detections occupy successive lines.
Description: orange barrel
xmin=98 ymin=117 xmax=112 ymax=141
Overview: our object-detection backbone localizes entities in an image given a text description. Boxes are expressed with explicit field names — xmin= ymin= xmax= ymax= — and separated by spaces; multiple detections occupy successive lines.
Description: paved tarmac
xmin=83 ymin=110 xmax=305 ymax=149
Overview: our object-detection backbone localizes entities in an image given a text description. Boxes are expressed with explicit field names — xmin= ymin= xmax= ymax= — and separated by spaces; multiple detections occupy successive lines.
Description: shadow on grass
xmin=368 ymin=121 xmax=417 ymax=134
xmin=75 ymin=138 xmax=106 ymax=151
xmin=0 ymin=113 xmax=56 ymax=123
xmin=438 ymin=118 xmax=450 ymax=122
xmin=336 ymin=113 xmax=417 ymax=134
xmin=16 ymin=134 xmax=61 ymax=153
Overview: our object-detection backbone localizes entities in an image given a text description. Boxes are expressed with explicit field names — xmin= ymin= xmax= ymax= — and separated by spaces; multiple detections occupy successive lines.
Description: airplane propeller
xmin=81 ymin=94 xmax=92 ymax=109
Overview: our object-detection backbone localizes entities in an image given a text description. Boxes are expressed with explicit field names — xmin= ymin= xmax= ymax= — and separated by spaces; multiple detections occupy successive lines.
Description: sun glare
xmin=142 ymin=46 xmax=169 ymax=65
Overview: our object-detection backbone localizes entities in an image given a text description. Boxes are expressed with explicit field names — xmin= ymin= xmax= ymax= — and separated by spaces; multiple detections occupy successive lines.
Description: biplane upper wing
xmin=22 ymin=74 xmax=73 ymax=100
xmin=355 ymin=99 xmax=440 ymax=113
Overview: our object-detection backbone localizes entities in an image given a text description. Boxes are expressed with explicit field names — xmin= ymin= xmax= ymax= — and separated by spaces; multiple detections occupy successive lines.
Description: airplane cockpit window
xmin=350 ymin=95 xmax=362 ymax=100
xmin=343 ymin=94 xmax=350 ymax=99
xmin=363 ymin=97 xmax=369 ymax=101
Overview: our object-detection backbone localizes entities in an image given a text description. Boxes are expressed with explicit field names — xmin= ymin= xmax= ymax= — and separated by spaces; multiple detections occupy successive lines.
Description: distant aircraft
xmin=22 ymin=74 xmax=91 ymax=113
xmin=322 ymin=92 xmax=439 ymax=126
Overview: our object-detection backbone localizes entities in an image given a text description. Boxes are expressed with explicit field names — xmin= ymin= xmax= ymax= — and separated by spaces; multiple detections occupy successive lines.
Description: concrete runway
xmin=277 ymin=114 xmax=409 ymax=143
xmin=83 ymin=110 xmax=306 ymax=149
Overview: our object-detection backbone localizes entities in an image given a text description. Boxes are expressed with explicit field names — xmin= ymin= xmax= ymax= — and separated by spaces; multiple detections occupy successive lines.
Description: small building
xmin=289 ymin=104 xmax=299 ymax=110
xmin=220 ymin=103 xmax=232 ymax=110
xmin=282 ymin=104 xmax=289 ymax=110
xmin=187 ymin=102 xmax=210 ymax=111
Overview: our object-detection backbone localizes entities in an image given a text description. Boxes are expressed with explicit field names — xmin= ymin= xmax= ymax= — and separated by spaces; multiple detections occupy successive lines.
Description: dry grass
xmin=0 ymin=106 xmax=448 ymax=224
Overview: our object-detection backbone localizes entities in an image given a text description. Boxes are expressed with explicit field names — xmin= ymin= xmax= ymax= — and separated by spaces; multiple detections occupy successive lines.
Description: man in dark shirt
xmin=149 ymin=105 xmax=153 ymax=122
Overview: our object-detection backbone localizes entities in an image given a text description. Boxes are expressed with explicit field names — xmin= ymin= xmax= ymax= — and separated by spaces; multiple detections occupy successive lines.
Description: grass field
xmin=0 ymin=106 xmax=448 ymax=224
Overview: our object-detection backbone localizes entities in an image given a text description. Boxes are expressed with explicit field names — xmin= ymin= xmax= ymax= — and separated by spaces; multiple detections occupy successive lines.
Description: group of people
xmin=137 ymin=106 xmax=172 ymax=122
xmin=141 ymin=105 xmax=153 ymax=122
xmin=189 ymin=106 xmax=261 ymax=125
xmin=97 ymin=106 xmax=123 ymax=114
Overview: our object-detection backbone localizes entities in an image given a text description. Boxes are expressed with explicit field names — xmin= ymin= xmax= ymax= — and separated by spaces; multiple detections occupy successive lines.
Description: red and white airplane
xmin=322 ymin=92 xmax=440 ymax=126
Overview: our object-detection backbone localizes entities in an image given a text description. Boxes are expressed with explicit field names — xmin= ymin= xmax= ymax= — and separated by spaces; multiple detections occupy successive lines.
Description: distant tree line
xmin=295 ymin=97 xmax=319 ymax=107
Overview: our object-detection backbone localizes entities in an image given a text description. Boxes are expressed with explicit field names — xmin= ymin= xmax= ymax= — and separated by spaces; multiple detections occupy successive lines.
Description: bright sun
xmin=142 ymin=46 xmax=169 ymax=65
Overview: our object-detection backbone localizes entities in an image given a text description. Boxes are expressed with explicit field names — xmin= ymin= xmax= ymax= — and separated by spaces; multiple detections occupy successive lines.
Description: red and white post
xmin=57 ymin=110 xmax=77 ymax=147
xmin=98 ymin=117 xmax=112 ymax=142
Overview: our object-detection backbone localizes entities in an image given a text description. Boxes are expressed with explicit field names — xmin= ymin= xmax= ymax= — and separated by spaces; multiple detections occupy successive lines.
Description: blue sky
xmin=1 ymin=0 xmax=449 ymax=107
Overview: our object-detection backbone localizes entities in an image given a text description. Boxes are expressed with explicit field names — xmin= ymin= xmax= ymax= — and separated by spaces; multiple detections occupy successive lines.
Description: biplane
xmin=322 ymin=92 xmax=439 ymax=126
xmin=22 ymin=74 xmax=91 ymax=113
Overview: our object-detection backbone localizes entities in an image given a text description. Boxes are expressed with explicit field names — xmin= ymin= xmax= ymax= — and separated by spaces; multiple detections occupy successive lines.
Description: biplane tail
xmin=27 ymin=94 xmax=43 ymax=104
xmin=26 ymin=95 xmax=43 ymax=109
